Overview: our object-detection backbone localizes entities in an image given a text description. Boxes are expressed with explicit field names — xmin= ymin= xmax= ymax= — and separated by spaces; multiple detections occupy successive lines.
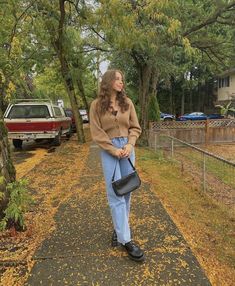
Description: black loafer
xmin=123 ymin=241 xmax=145 ymax=262
xmin=111 ymin=230 xmax=121 ymax=247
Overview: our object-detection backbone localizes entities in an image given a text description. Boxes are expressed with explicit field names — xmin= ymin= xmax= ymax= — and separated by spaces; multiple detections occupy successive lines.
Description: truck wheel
xmin=66 ymin=125 xmax=72 ymax=139
xmin=53 ymin=131 xmax=62 ymax=146
xmin=13 ymin=139 xmax=23 ymax=149
xmin=35 ymin=139 xmax=43 ymax=143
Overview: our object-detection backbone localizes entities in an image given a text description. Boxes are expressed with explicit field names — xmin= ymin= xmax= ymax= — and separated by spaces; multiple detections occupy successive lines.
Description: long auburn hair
xmin=97 ymin=69 xmax=129 ymax=114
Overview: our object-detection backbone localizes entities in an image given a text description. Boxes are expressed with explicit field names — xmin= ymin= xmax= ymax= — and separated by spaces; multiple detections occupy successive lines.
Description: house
xmin=216 ymin=68 xmax=235 ymax=106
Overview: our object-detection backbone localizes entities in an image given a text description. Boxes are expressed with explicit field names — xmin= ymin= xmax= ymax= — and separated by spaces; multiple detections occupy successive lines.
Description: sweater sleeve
xmin=128 ymin=99 xmax=142 ymax=146
xmin=89 ymin=100 xmax=117 ymax=156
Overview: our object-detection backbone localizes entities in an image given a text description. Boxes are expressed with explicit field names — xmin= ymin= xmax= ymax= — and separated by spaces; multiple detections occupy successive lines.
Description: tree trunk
xmin=76 ymin=77 xmax=89 ymax=112
xmin=0 ymin=83 xmax=9 ymax=114
xmin=181 ymin=88 xmax=185 ymax=116
xmin=138 ymin=64 xmax=152 ymax=146
xmin=41 ymin=0 xmax=85 ymax=143
xmin=54 ymin=0 xmax=85 ymax=143
xmin=0 ymin=87 xmax=5 ymax=113
xmin=170 ymin=77 xmax=174 ymax=115
xmin=58 ymin=52 xmax=85 ymax=143
xmin=149 ymin=69 xmax=160 ymax=120
xmin=0 ymin=113 xmax=16 ymax=218
xmin=189 ymin=73 xmax=193 ymax=112
xmin=197 ymin=81 xmax=201 ymax=111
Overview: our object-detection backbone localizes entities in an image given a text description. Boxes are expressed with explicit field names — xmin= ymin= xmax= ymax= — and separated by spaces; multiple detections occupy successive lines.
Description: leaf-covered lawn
xmin=136 ymin=148 xmax=235 ymax=286
xmin=0 ymin=137 xmax=234 ymax=285
xmin=0 ymin=138 xmax=90 ymax=286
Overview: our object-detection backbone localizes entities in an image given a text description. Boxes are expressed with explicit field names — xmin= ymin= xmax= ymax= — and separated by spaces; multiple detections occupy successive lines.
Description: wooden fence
xmin=149 ymin=119 xmax=235 ymax=145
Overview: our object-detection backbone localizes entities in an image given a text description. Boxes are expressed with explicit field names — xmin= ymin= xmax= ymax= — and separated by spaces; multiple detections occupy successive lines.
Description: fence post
xmin=171 ymin=138 xmax=174 ymax=157
xmin=205 ymin=119 xmax=209 ymax=144
xmin=202 ymin=153 xmax=206 ymax=191
xmin=154 ymin=133 xmax=157 ymax=152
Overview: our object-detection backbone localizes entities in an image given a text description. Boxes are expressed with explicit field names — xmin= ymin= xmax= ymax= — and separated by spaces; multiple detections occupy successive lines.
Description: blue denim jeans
xmin=101 ymin=137 xmax=135 ymax=244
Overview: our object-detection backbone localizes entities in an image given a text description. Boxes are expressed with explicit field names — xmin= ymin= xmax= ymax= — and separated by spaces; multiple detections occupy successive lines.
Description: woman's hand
xmin=122 ymin=143 xmax=133 ymax=158
xmin=115 ymin=148 xmax=124 ymax=158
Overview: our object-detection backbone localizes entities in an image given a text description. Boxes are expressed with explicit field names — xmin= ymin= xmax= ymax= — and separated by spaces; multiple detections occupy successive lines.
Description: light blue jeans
xmin=101 ymin=137 xmax=135 ymax=244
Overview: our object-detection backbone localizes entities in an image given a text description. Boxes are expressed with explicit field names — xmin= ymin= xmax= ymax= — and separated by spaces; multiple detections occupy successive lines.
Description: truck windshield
xmin=8 ymin=105 xmax=50 ymax=118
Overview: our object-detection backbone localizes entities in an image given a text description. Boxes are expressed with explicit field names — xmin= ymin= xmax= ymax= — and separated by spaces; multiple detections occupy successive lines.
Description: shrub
xmin=0 ymin=179 xmax=32 ymax=231
xmin=148 ymin=94 xmax=160 ymax=122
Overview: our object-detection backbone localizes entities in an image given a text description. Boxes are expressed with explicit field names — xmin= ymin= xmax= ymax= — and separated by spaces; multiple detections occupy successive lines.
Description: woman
xmin=89 ymin=69 xmax=145 ymax=262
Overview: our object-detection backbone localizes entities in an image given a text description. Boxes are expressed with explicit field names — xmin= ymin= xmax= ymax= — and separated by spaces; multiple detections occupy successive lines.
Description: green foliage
xmin=0 ymin=0 xmax=39 ymax=104
xmin=148 ymin=94 xmax=161 ymax=122
xmin=99 ymin=0 xmax=235 ymax=119
xmin=1 ymin=0 xmax=234 ymax=119
xmin=215 ymin=102 xmax=235 ymax=117
xmin=0 ymin=179 xmax=32 ymax=231
xmin=33 ymin=63 xmax=69 ymax=104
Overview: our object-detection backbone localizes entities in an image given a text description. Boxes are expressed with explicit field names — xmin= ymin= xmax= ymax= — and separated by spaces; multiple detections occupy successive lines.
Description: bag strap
xmin=127 ymin=158 xmax=136 ymax=171
xmin=112 ymin=158 xmax=136 ymax=181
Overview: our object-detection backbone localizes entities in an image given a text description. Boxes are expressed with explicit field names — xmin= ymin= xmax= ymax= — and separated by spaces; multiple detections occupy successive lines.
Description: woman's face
xmin=112 ymin=72 xmax=124 ymax=93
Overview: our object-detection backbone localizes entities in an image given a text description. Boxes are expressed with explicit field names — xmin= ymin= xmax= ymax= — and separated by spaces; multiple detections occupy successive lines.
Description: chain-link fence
xmin=148 ymin=131 xmax=235 ymax=209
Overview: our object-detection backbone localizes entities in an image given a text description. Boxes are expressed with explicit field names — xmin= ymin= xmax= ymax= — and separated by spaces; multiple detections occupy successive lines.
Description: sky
xmin=100 ymin=60 xmax=109 ymax=75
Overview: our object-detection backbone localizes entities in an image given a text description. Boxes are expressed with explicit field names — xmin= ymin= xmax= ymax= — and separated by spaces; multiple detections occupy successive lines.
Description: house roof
xmin=218 ymin=67 xmax=235 ymax=77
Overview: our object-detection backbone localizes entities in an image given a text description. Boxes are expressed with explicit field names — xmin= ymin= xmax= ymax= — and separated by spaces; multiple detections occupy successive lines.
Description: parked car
xmin=4 ymin=100 xmax=72 ymax=148
xmin=207 ymin=113 xmax=224 ymax=119
xmin=160 ymin=112 xmax=175 ymax=121
xmin=177 ymin=112 xmax=224 ymax=121
xmin=177 ymin=112 xmax=208 ymax=121
xmin=64 ymin=108 xmax=89 ymax=131
xmin=79 ymin=109 xmax=89 ymax=123
xmin=64 ymin=108 xmax=76 ymax=131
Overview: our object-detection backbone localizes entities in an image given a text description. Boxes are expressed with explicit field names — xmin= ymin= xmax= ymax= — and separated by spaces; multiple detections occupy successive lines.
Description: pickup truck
xmin=4 ymin=100 xmax=72 ymax=148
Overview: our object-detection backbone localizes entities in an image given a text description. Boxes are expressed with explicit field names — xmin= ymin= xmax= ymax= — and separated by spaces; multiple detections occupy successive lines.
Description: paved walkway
xmin=26 ymin=143 xmax=211 ymax=286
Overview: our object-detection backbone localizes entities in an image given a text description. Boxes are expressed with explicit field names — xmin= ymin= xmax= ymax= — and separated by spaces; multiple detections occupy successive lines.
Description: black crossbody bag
xmin=112 ymin=158 xmax=141 ymax=196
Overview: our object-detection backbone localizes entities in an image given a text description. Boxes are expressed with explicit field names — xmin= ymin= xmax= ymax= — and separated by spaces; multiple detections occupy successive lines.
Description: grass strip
xmin=137 ymin=147 xmax=235 ymax=286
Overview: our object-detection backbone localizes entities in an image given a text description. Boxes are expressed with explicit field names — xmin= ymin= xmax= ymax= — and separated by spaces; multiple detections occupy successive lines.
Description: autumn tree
xmin=0 ymin=0 xmax=94 ymax=224
xmin=0 ymin=0 xmax=32 ymax=220
xmin=92 ymin=0 xmax=235 ymax=143
xmin=32 ymin=0 xmax=85 ymax=143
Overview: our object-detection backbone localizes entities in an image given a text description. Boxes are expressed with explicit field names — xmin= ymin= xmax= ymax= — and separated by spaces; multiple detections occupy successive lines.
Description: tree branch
xmin=216 ymin=19 xmax=235 ymax=25
xmin=4 ymin=45 xmax=52 ymax=78
xmin=89 ymin=27 xmax=107 ymax=43
xmin=191 ymin=40 xmax=232 ymax=49
xmin=183 ymin=2 xmax=235 ymax=37
xmin=8 ymin=0 xmax=36 ymax=57
xmin=202 ymin=50 xmax=219 ymax=66
xmin=208 ymin=47 xmax=229 ymax=64
xmin=66 ymin=0 xmax=112 ymax=47
xmin=57 ymin=0 xmax=66 ymax=48
xmin=83 ymin=44 xmax=111 ymax=53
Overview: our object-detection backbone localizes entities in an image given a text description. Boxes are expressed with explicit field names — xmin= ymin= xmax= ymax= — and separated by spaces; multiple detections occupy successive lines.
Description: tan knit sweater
xmin=89 ymin=97 xmax=142 ymax=156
